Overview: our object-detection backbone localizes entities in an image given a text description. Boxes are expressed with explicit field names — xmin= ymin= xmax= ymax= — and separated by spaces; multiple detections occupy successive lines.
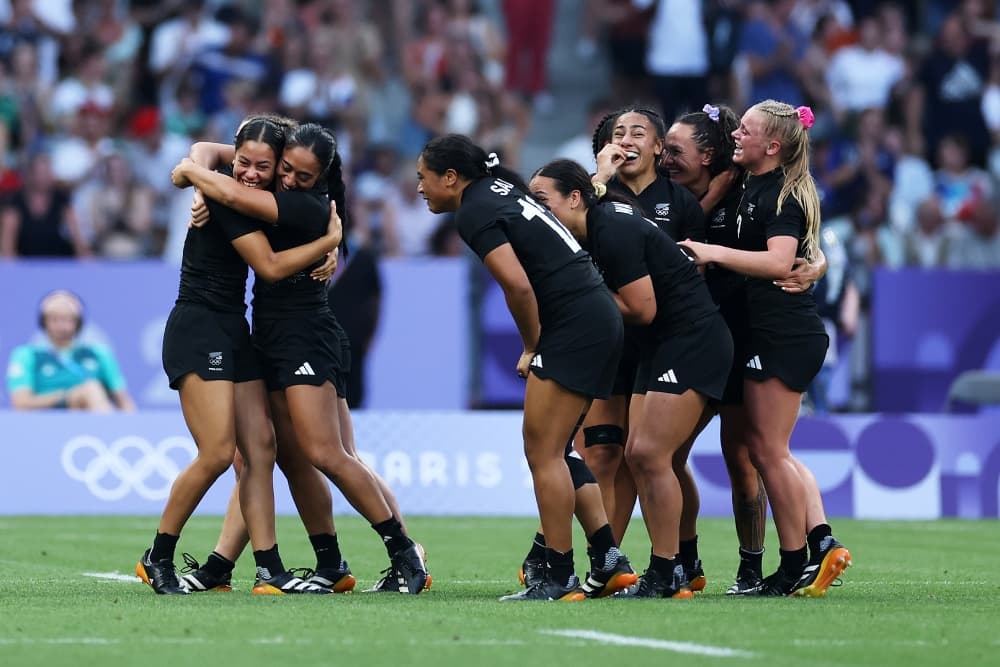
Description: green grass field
xmin=1 ymin=516 xmax=997 ymax=667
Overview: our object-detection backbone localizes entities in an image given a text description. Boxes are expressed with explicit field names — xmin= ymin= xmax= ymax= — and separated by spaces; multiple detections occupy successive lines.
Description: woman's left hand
xmin=773 ymin=257 xmax=820 ymax=293
xmin=188 ymin=189 xmax=210 ymax=228
xmin=311 ymin=247 xmax=339 ymax=281
xmin=676 ymin=239 xmax=713 ymax=266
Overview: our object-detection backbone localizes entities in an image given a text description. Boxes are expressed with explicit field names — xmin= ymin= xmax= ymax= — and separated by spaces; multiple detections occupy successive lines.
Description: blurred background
xmin=1 ymin=0 xmax=998 ymax=519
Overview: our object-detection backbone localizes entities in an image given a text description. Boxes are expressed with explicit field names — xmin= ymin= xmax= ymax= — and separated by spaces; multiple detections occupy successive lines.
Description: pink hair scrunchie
xmin=796 ymin=106 xmax=815 ymax=129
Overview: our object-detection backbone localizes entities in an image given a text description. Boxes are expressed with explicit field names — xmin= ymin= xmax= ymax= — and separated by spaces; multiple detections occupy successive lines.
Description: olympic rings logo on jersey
xmin=61 ymin=435 xmax=197 ymax=501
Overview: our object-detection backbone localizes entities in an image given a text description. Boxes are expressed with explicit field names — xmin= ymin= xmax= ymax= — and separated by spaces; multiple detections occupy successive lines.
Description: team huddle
xmin=136 ymin=98 xmax=852 ymax=601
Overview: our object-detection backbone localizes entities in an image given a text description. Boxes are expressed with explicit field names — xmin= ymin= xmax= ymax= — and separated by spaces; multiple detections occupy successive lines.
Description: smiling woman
xmin=173 ymin=122 xmax=430 ymax=596
xmin=677 ymin=100 xmax=852 ymax=597
xmin=139 ymin=116 xmax=342 ymax=596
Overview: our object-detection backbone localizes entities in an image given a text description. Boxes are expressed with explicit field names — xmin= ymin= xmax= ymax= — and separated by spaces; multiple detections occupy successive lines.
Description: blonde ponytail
xmin=750 ymin=100 xmax=822 ymax=261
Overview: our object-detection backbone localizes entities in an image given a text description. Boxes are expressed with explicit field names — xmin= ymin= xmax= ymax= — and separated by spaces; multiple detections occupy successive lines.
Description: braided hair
xmin=749 ymin=99 xmax=821 ymax=261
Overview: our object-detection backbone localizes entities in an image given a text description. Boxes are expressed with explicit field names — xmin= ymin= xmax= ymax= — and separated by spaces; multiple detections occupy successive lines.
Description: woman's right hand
xmin=171 ymin=158 xmax=193 ymax=188
xmin=326 ymin=201 xmax=343 ymax=247
xmin=516 ymin=350 xmax=535 ymax=379
xmin=594 ymin=144 xmax=628 ymax=184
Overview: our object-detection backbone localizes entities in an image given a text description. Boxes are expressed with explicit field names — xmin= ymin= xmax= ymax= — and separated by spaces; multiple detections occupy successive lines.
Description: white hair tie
xmin=484 ymin=152 xmax=500 ymax=171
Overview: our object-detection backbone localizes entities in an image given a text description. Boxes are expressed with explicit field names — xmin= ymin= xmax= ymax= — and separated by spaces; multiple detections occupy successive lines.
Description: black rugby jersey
xmin=736 ymin=169 xmax=825 ymax=334
xmin=608 ymin=174 xmax=706 ymax=242
xmin=251 ymin=187 xmax=331 ymax=316
xmin=703 ymin=182 xmax=745 ymax=305
xmin=176 ymin=166 xmax=260 ymax=313
xmin=456 ymin=177 xmax=605 ymax=317
xmin=585 ymin=201 xmax=717 ymax=339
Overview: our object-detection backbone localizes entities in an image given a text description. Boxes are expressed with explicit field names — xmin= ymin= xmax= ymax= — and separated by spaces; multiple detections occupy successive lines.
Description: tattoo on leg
xmin=733 ymin=477 xmax=767 ymax=552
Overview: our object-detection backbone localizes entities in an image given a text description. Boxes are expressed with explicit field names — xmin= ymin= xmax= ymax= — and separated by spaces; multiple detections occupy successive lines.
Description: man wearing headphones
xmin=6 ymin=290 xmax=136 ymax=411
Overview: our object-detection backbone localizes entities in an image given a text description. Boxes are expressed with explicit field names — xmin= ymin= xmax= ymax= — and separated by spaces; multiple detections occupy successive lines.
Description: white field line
xmin=82 ymin=571 xmax=140 ymax=582
xmin=541 ymin=629 xmax=754 ymax=658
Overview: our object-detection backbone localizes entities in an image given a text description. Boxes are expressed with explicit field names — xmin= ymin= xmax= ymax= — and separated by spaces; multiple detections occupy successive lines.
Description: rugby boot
xmin=136 ymin=549 xmax=188 ymax=595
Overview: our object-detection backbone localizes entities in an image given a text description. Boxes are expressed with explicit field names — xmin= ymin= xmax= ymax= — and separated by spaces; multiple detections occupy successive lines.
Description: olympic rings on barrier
xmin=61 ymin=435 xmax=197 ymax=501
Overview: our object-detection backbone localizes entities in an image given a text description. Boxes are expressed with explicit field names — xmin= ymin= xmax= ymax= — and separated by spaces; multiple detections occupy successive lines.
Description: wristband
xmin=591 ymin=180 xmax=607 ymax=198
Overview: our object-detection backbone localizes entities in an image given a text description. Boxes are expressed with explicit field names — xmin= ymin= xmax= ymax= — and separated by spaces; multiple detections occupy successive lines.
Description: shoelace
xmin=180 ymin=553 xmax=201 ymax=574
xmin=371 ymin=565 xmax=396 ymax=589
xmin=288 ymin=567 xmax=316 ymax=580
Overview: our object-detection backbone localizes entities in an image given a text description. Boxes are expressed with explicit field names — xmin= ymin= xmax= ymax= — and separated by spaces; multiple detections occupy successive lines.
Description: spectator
xmin=643 ymin=0 xmax=709 ymax=122
xmin=947 ymin=197 xmax=1000 ymax=269
xmin=590 ymin=0 xmax=656 ymax=103
xmin=905 ymin=12 xmax=990 ymax=164
xmin=49 ymin=99 xmax=115 ymax=187
xmin=0 ymin=151 xmax=88 ymax=257
xmin=502 ymin=0 xmax=556 ymax=112
xmin=735 ymin=0 xmax=809 ymax=108
xmin=1 ymin=41 xmax=47 ymax=151
xmin=903 ymin=196 xmax=954 ymax=268
xmin=72 ymin=152 xmax=155 ymax=258
xmin=122 ymin=105 xmax=192 ymax=261
xmin=825 ymin=13 xmax=905 ymax=120
xmin=808 ymin=226 xmax=860 ymax=414
xmin=6 ymin=289 xmax=135 ymax=411
xmin=47 ymin=40 xmax=113 ymax=130
xmin=933 ymin=133 xmax=993 ymax=222
xmin=189 ymin=7 xmax=278 ymax=117
xmin=328 ymin=244 xmax=382 ymax=409
xmin=147 ymin=0 xmax=226 ymax=79
xmin=0 ymin=0 xmax=62 ymax=88
xmin=370 ymin=161 xmax=443 ymax=257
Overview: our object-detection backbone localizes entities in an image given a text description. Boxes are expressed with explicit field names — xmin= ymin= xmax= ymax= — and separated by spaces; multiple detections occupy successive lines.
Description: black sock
xmin=807 ymin=523 xmax=832 ymax=562
xmin=586 ymin=524 xmax=616 ymax=564
xmin=678 ymin=536 xmax=699 ymax=570
xmin=149 ymin=532 xmax=179 ymax=562
xmin=649 ymin=553 xmax=678 ymax=578
xmin=526 ymin=532 xmax=546 ymax=561
xmin=778 ymin=547 xmax=808 ymax=576
xmin=309 ymin=533 xmax=342 ymax=570
xmin=372 ymin=517 xmax=412 ymax=557
xmin=253 ymin=544 xmax=285 ymax=579
xmin=739 ymin=546 xmax=764 ymax=574
xmin=546 ymin=547 xmax=575 ymax=585
xmin=203 ymin=551 xmax=235 ymax=578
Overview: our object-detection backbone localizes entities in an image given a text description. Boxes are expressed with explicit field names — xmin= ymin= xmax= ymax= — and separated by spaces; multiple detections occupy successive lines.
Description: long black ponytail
xmin=285 ymin=122 xmax=349 ymax=257
xmin=420 ymin=133 xmax=529 ymax=193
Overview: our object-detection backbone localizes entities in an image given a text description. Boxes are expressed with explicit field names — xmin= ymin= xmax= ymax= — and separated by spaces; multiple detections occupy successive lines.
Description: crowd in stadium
xmin=0 ymin=0 xmax=994 ymax=267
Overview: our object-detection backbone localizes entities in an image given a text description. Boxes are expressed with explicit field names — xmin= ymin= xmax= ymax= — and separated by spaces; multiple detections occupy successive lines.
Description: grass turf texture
xmin=0 ymin=516 xmax=997 ymax=667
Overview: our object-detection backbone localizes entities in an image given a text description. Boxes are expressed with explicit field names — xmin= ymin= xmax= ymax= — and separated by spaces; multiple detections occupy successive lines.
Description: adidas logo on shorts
xmin=657 ymin=369 xmax=678 ymax=384
xmin=746 ymin=355 xmax=763 ymax=371
xmin=294 ymin=362 xmax=316 ymax=376
xmin=530 ymin=355 xmax=543 ymax=369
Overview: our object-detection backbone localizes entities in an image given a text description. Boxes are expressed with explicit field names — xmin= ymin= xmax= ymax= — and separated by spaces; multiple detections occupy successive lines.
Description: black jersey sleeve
xmin=767 ymin=195 xmax=806 ymax=240
xmin=274 ymin=190 xmax=330 ymax=236
xmin=598 ymin=210 xmax=651 ymax=291
xmin=455 ymin=196 xmax=509 ymax=260
xmin=678 ymin=187 xmax=706 ymax=242
xmin=207 ymin=199 xmax=260 ymax=242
